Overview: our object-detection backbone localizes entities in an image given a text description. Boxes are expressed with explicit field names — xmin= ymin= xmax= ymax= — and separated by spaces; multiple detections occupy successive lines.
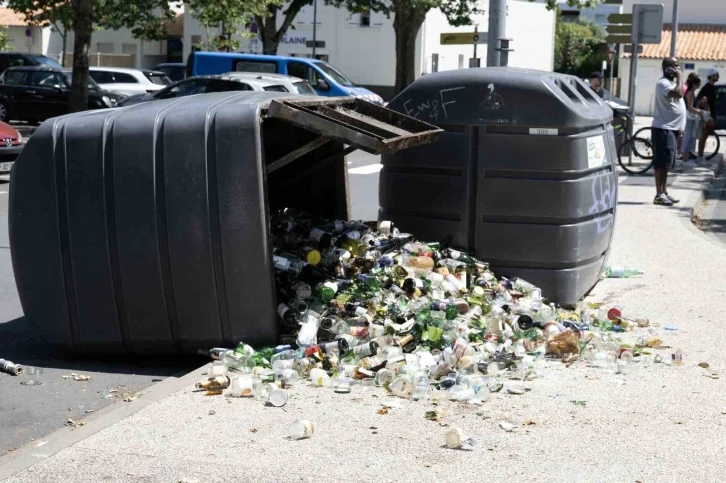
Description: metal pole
xmin=312 ymin=0 xmax=318 ymax=59
xmin=609 ymin=45 xmax=616 ymax=100
xmin=473 ymin=25 xmax=478 ymax=63
xmin=627 ymin=21 xmax=641 ymax=165
xmin=487 ymin=0 xmax=506 ymax=67
xmin=670 ymin=0 xmax=679 ymax=58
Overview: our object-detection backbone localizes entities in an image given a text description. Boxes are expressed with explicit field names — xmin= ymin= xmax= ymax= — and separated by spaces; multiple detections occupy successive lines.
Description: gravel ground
xmin=5 ymin=163 xmax=726 ymax=483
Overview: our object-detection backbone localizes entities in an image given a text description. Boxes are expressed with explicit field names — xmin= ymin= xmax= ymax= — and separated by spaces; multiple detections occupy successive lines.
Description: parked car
xmin=0 ymin=121 xmax=24 ymax=175
xmin=119 ymin=73 xmax=313 ymax=107
xmin=0 ymin=52 xmax=62 ymax=75
xmin=186 ymin=52 xmax=385 ymax=105
xmin=0 ymin=66 xmax=125 ymax=123
xmin=153 ymin=62 xmax=186 ymax=82
xmin=88 ymin=67 xmax=172 ymax=97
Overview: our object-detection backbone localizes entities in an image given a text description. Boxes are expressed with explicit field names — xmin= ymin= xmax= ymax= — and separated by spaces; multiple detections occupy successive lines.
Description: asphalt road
xmin=0 ymin=175 xmax=198 ymax=457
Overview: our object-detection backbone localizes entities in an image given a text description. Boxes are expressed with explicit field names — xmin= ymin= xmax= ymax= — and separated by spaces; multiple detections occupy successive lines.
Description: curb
xmin=0 ymin=363 xmax=211 ymax=481
xmin=691 ymin=155 xmax=726 ymax=230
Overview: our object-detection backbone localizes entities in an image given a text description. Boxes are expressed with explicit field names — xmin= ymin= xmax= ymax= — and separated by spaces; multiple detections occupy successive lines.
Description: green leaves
xmin=554 ymin=10 xmax=608 ymax=77
xmin=188 ymin=0 xmax=283 ymax=51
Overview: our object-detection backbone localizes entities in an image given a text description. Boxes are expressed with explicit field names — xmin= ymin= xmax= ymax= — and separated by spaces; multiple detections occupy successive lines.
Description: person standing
xmin=589 ymin=72 xmax=605 ymax=98
xmin=651 ymin=57 xmax=686 ymax=206
xmin=696 ymin=68 xmax=720 ymax=158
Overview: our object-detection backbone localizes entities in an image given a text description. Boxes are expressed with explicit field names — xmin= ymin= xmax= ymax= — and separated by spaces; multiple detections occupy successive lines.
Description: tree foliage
xmin=554 ymin=10 xmax=609 ymax=78
xmin=187 ymin=0 xmax=281 ymax=51
xmin=0 ymin=28 xmax=10 ymax=53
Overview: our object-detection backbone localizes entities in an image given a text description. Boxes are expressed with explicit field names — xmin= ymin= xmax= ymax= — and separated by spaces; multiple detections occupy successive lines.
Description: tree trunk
xmin=61 ymin=31 xmax=67 ymax=67
xmin=392 ymin=7 xmax=426 ymax=95
xmin=257 ymin=10 xmax=280 ymax=55
xmin=69 ymin=0 xmax=93 ymax=113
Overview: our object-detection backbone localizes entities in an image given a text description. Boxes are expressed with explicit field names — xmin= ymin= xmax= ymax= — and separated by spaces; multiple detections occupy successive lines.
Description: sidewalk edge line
xmin=0 ymin=363 xmax=211 ymax=481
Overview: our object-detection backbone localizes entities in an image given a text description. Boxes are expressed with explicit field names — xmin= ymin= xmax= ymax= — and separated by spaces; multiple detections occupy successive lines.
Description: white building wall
xmin=622 ymin=0 xmax=726 ymax=24
xmin=419 ymin=0 xmax=554 ymax=75
xmin=5 ymin=26 xmax=42 ymax=54
xmin=183 ymin=0 xmax=555 ymax=94
xmin=620 ymin=57 xmax=726 ymax=116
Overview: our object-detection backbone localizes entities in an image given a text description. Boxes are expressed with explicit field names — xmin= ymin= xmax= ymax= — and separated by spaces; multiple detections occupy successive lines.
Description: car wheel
xmin=0 ymin=101 xmax=10 ymax=122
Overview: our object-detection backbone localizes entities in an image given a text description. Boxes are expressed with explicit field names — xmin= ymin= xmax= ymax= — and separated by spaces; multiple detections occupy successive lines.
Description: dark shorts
xmin=652 ymin=128 xmax=678 ymax=169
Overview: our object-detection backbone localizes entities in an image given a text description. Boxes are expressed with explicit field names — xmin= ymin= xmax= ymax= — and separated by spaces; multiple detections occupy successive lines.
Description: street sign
xmin=606 ymin=25 xmax=632 ymax=34
xmin=305 ymin=40 xmax=325 ymax=48
xmin=607 ymin=13 xmax=632 ymax=24
xmin=469 ymin=58 xmax=481 ymax=68
xmin=606 ymin=50 xmax=616 ymax=63
xmin=440 ymin=32 xmax=487 ymax=45
xmin=623 ymin=44 xmax=644 ymax=54
xmin=632 ymin=4 xmax=664 ymax=44
xmin=606 ymin=35 xmax=632 ymax=44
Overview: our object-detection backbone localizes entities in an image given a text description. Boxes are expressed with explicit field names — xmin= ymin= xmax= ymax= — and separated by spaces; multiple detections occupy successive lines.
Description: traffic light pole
xmin=487 ymin=0 xmax=506 ymax=67
xmin=670 ymin=0 xmax=679 ymax=57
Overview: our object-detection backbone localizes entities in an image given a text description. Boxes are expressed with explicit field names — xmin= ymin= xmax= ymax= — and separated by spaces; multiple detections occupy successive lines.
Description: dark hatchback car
xmin=0 ymin=66 xmax=124 ymax=123
xmin=0 ymin=52 xmax=62 ymax=74
xmin=716 ymin=83 xmax=726 ymax=131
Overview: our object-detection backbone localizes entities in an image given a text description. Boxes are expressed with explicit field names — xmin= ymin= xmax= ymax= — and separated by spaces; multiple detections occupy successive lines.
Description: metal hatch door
xmin=265 ymin=97 xmax=442 ymax=174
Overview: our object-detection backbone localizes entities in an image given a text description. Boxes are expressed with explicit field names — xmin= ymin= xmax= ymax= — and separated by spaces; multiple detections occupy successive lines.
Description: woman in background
xmin=680 ymin=73 xmax=706 ymax=166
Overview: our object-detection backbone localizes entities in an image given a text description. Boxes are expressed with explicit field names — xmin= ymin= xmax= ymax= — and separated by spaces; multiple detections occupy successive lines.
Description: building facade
xmin=183 ymin=0 xmax=556 ymax=99
xmin=618 ymin=0 xmax=726 ymax=115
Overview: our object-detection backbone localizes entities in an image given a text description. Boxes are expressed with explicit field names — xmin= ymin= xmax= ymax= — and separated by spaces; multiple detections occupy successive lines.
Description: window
xmin=89 ymin=71 xmax=115 ymax=84
xmin=114 ymin=72 xmax=138 ymax=83
xmin=32 ymin=56 xmax=62 ymax=68
xmin=233 ymin=60 xmax=277 ymax=74
xmin=62 ymin=72 xmax=99 ymax=90
xmin=4 ymin=70 xmax=26 ymax=85
xmin=359 ymin=9 xmax=371 ymax=27
xmin=155 ymin=78 xmax=208 ymax=99
xmin=206 ymin=79 xmax=252 ymax=92
xmin=143 ymin=71 xmax=172 ymax=85
xmin=293 ymin=81 xmax=317 ymax=95
xmin=263 ymin=85 xmax=289 ymax=92
xmin=30 ymin=71 xmax=63 ymax=87
xmin=313 ymin=61 xmax=355 ymax=87
xmin=287 ymin=62 xmax=321 ymax=85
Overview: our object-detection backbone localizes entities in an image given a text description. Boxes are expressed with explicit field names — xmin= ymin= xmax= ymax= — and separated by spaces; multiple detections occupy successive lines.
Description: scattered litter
xmin=445 ymin=427 xmax=474 ymax=450
xmin=699 ymin=362 xmax=710 ymax=369
xmin=64 ymin=373 xmax=91 ymax=382
xmin=523 ymin=420 xmax=536 ymax=426
xmin=85 ymin=409 xmax=94 ymax=414
xmin=190 ymin=213 xmax=680 ymax=424
xmin=65 ymin=419 xmax=86 ymax=428
xmin=570 ymin=400 xmax=587 ymax=406
xmin=208 ymin=410 xmax=216 ymax=416
xmin=250 ymin=428 xmax=258 ymax=433
xmin=0 ymin=359 xmax=24 ymax=376
xmin=499 ymin=421 xmax=515 ymax=432
xmin=288 ymin=419 xmax=314 ymax=440
xmin=123 ymin=393 xmax=141 ymax=402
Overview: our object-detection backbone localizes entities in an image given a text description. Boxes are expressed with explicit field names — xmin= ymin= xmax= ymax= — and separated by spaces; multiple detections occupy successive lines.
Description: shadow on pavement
xmin=0 ymin=316 xmax=202 ymax=376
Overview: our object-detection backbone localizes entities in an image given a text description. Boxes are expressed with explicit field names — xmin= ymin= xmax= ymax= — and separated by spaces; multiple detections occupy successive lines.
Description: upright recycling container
xmin=380 ymin=68 xmax=618 ymax=305
xmin=9 ymin=92 xmax=441 ymax=355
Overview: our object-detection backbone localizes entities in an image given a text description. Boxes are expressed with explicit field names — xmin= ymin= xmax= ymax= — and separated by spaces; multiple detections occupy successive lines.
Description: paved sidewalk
xmin=2 ymin=160 xmax=726 ymax=482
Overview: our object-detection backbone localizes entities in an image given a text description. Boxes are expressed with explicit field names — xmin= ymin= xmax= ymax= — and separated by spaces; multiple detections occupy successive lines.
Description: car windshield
xmin=63 ymin=72 xmax=101 ymax=90
xmin=33 ymin=56 xmax=62 ymax=68
xmin=294 ymin=81 xmax=317 ymax=95
xmin=313 ymin=61 xmax=355 ymax=87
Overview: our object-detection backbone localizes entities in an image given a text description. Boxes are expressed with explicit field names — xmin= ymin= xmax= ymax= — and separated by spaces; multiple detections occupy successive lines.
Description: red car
xmin=0 ymin=121 xmax=23 ymax=175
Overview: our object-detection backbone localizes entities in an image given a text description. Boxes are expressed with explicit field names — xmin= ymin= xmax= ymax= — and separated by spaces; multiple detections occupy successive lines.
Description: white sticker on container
xmin=529 ymin=128 xmax=559 ymax=136
xmin=586 ymin=135 xmax=607 ymax=169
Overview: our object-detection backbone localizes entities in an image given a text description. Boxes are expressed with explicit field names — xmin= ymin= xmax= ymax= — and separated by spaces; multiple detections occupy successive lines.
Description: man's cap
xmin=707 ymin=68 xmax=720 ymax=78
xmin=590 ymin=71 xmax=603 ymax=80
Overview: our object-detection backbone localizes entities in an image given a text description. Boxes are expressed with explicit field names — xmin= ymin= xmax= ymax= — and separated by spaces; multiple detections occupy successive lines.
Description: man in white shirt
xmin=651 ymin=57 xmax=687 ymax=206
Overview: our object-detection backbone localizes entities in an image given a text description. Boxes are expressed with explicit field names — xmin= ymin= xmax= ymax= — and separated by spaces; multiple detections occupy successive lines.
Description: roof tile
xmin=0 ymin=8 xmax=32 ymax=28
xmin=624 ymin=24 xmax=726 ymax=61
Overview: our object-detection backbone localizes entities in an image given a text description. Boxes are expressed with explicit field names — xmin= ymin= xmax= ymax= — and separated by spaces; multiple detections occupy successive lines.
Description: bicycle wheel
xmin=633 ymin=127 xmax=654 ymax=158
xmin=703 ymin=132 xmax=721 ymax=160
xmin=618 ymin=137 xmax=654 ymax=175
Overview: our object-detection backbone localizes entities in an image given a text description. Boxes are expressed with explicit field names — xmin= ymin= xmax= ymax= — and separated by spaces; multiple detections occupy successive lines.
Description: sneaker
xmin=654 ymin=193 xmax=674 ymax=206
xmin=664 ymin=192 xmax=680 ymax=203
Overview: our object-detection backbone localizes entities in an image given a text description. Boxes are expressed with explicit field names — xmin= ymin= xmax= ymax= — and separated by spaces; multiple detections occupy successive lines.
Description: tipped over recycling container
xmin=380 ymin=67 xmax=618 ymax=306
xmin=9 ymin=92 xmax=441 ymax=355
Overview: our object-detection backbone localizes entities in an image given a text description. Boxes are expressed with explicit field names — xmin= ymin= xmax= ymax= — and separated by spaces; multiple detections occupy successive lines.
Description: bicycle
xmin=614 ymin=111 xmax=655 ymax=175
xmin=634 ymin=125 xmax=721 ymax=161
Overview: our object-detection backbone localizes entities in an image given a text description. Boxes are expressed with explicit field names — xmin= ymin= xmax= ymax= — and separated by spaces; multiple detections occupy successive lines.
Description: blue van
xmin=186 ymin=52 xmax=384 ymax=105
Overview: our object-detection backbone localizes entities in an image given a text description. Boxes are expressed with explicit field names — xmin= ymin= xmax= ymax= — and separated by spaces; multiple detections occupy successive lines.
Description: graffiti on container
xmin=588 ymin=173 xmax=616 ymax=234
xmin=402 ymin=86 xmax=465 ymax=122
xmin=479 ymin=83 xmax=506 ymax=111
